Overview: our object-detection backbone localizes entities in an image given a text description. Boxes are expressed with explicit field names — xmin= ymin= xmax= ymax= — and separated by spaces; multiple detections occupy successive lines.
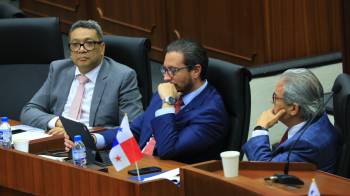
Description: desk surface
xmin=181 ymin=160 xmax=350 ymax=196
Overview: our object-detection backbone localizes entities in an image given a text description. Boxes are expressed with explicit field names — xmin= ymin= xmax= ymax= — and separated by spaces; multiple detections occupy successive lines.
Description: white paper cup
xmin=220 ymin=151 xmax=240 ymax=177
xmin=13 ymin=139 xmax=29 ymax=153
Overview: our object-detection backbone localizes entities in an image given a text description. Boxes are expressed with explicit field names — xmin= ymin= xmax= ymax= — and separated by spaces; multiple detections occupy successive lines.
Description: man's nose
xmin=163 ymin=72 xmax=172 ymax=82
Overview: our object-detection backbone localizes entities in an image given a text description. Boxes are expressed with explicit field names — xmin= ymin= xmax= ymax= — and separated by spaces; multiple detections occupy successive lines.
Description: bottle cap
xmin=74 ymin=135 xmax=82 ymax=142
xmin=1 ymin=117 xmax=8 ymax=123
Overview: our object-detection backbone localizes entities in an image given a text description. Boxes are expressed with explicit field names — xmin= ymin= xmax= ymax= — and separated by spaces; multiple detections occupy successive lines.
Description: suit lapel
xmin=89 ymin=60 xmax=108 ymax=126
xmin=177 ymin=84 xmax=212 ymax=115
xmin=57 ymin=65 xmax=75 ymax=114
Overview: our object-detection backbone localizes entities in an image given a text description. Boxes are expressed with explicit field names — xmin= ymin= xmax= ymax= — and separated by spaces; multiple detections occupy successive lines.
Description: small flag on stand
xmin=109 ymin=114 xmax=143 ymax=172
xmin=308 ymin=178 xmax=320 ymax=196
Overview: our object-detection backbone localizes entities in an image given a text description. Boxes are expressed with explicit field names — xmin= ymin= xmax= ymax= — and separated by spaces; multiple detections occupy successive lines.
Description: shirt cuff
xmin=94 ymin=133 xmax=106 ymax=149
xmin=251 ymin=129 xmax=269 ymax=138
xmin=155 ymin=107 xmax=175 ymax=117
xmin=48 ymin=116 xmax=59 ymax=129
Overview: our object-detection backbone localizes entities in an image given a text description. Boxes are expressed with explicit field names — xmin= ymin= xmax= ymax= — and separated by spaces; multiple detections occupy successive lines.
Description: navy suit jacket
xmin=100 ymin=83 xmax=228 ymax=163
xmin=243 ymin=113 xmax=338 ymax=173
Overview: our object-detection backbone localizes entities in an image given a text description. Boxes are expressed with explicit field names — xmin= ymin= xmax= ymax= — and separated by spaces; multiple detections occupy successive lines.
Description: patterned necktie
xmin=175 ymin=96 xmax=184 ymax=113
xmin=69 ymin=75 xmax=89 ymax=120
xmin=279 ymin=129 xmax=289 ymax=145
xmin=142 ymin=136 xmax=156 ymax=155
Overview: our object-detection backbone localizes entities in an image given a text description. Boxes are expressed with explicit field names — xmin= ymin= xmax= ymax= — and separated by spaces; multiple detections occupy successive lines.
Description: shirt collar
xmin=74 ymin=62 xmax=102 ymax=84
xmin=182 ymin=80 xmax=208 ymax=106
xmin=288 ymin=121 xmax=307 ymax=139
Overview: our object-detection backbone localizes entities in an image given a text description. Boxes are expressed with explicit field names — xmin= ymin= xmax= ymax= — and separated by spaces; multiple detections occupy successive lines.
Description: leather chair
xmin=333 ymin=73 xmax=350 ymax=178
xmin=0 ymin=2 xmax=26 ymax=18
xmin=103 ymin=35 xmax=152 ymax=109
xmin=0 ymin=17 xmax=64 ymax=120
xmin=207 ymin=58 xmax=252 ymax=154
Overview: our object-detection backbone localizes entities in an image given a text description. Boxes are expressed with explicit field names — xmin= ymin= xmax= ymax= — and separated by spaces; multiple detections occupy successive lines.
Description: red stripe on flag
xmin=120 ymin=137 xmax=143 ymax=163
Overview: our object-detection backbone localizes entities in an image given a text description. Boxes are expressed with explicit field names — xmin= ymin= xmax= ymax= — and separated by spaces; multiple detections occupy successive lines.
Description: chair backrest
xmin=0 ymin=17 xmax=64 ymax=120
xmin=0 ymin=2 xmax=26 ymax=18
xmin=333 ymin=73 xmax=350 ymax=178
xmin=103 ymin=35 xmax=152 ymax=109
xmin=207 ymin=58 xmax=252 ymax=153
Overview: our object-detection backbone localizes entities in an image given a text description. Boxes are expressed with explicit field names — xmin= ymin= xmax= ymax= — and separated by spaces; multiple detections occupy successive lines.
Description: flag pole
xmin=135 ymin=161 xmax=141 ymax=181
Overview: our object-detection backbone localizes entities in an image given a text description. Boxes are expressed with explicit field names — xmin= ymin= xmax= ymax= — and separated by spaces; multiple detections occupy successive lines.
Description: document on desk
xmin=143 ymin=168 xmax=180 ymax=184
xmin=11 ymin=124 xmax=50 ymax=142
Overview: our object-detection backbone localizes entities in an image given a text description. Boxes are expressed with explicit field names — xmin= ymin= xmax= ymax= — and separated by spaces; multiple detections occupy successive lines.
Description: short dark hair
xmin=165 ymin=39 xmax=208 ymax=80
xmin=69 ymin=20 xmax=103 ymax=41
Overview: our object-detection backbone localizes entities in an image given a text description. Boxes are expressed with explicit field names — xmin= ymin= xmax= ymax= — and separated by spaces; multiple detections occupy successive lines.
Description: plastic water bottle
xmin=72 ymin=135 xmax=87 ymax=168
xmin=0 ymin=117 xmax=12 ymax=149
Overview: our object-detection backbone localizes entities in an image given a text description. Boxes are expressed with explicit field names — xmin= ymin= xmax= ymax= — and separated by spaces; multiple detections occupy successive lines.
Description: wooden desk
xmin=180 ymin=160 xmax=350 ymax=195
xmin=0 ymin=148 xmax=184 ymax=196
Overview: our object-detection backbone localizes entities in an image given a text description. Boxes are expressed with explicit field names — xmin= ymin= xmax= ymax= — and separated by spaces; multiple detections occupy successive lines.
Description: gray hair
xmin=279 ymin=68 xmax=324 ymax=121
xmin=69 ymin=20 xmax=103 ymax=40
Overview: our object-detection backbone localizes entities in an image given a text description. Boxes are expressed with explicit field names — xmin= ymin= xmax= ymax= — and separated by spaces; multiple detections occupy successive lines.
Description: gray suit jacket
xmin=20 ymin=56 xmax=143 ymax=130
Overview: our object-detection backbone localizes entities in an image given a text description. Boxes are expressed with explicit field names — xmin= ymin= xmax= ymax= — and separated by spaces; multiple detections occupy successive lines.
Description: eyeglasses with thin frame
xmin=68 ymin=40 xmax=103 ymax=52
xmin=272 ymin=92 xmax=284 ymax=103
xmin=160 ymin=65 xmax=192 ymax=77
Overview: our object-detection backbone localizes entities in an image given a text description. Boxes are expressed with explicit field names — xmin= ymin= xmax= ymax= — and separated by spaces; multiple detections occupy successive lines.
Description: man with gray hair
xmin=243 ymin=68 xmax=338 ymax=172
xmin=21 ymin=20 xmax=143 ymax=135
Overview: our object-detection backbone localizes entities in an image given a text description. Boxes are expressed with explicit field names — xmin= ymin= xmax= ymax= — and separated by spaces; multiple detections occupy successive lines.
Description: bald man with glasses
xmin=21 ymin=20 xmax=143 ymax=135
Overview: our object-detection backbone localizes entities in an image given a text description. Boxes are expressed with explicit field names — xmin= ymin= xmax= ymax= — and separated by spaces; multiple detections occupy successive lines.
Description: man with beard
xmin=65 ymin=39 xmax=229 ymax=163
xmin=21 ymin=20 xmax=143 ymax=135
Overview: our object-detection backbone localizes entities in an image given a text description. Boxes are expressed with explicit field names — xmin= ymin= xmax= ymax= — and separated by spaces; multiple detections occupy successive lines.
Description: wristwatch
xmin=163 ymin=96 xmax=176 ymax=105
xmin=254 ymin=126 xmax=268 ymax=131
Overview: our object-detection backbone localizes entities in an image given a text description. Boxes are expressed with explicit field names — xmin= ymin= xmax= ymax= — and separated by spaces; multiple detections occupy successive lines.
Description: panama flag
xmin=109 ymin=114 xmax=143 ymax=171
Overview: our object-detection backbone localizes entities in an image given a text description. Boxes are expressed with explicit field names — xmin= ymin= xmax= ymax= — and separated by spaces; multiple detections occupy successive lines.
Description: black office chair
xmin=0 ymin=2 xmax=26 ymax=18
xmin=0 ymin=17 xmax=64 ymax=120
xmin=103 ymin=35 xmax=152 ymax=109
xmin=333 ymin=73 xmax=350 ymax=178
xmin=207 ymin=58 xmax=252 ymax=155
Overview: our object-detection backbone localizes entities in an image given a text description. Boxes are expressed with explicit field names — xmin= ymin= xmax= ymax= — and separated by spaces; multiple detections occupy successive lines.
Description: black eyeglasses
xmin=68 ymin=40 xmax=103 ymax=52
xmin=160 ymin=66 xmax=191 ymax=77
xmin=272 ymin=92 xmax=284 ymax=103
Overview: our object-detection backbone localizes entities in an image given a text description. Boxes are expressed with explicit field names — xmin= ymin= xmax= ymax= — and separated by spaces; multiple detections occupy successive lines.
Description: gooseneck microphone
xmin=266 ymin=84 xmax=341 ymax=187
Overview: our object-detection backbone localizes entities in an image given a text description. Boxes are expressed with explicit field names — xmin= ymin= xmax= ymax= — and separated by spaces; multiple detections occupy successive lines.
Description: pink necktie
xmin=69 ymin=75 xmax=89 ymax=120
xmin=143 ymin=136 xmax=156 ymax=155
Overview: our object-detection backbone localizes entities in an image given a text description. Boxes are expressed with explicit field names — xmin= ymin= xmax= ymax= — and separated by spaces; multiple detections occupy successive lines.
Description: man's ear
xmin=288 ymin=103 xmax=300 ymax=116
xmin=191 ymin=64 xmax=202 ymax=79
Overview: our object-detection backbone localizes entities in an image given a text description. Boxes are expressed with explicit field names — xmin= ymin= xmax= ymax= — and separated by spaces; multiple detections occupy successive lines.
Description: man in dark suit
xmin=20 ymin=20 xmax=143 ymax=135
xmin=243 ymin=68 xmax=338 ymax=172
xmin=65 ymin=39 xmax=229 ymax=163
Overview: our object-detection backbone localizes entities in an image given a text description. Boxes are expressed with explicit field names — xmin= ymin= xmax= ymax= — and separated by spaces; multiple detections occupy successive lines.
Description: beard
xmin=174 ymin=77 xmax=194 ymax=95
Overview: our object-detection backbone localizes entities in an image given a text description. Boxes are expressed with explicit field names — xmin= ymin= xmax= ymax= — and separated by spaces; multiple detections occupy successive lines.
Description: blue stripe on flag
xmin=112 ymin=127 xmax=122 ymax=147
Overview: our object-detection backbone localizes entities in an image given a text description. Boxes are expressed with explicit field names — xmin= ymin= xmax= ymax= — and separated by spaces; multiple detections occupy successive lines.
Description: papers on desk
xmin=38 ymin=155 xmax=67 ymax=162
xmin=11 ymin=124 xmax=50 ymax=143
xmin=143 ymin=168 xmax=180 ymax=184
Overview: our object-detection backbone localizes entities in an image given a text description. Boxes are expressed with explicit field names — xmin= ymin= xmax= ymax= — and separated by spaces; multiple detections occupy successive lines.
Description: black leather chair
xmin=103 ymin=35 xmax=152 ymax=109
xmin=0 ymin=17 xmax=64 ymax=120
xmin=0 ymin=2 xmax=26 ymax=18
xmin=207 ymin=58 xmax=252 ymax=155
xmin=333 ymin=73 xmax=350 ymax=178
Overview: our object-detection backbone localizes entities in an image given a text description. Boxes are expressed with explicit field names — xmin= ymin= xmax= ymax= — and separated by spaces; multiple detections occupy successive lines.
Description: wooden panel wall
xmin=20 ymin=0 xmax=342 ymax=67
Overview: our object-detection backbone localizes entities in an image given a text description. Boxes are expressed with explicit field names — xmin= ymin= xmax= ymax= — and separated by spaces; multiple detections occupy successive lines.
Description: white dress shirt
xmin=48 ymin=63 xmax=102 ymax=128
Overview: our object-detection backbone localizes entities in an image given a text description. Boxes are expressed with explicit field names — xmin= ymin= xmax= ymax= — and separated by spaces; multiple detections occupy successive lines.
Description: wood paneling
xmin=342 ymin=0 xmax=350 ymax=74
xmin=20 ymin=0 xmax=342 ymax=66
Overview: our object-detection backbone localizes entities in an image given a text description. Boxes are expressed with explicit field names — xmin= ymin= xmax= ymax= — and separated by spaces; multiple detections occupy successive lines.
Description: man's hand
xmin=64 ymin=134 xmax=74 ymax=152
xmin=158 ymin=83 xmax=178 ymax=100
xmin=47 ymin=127 xmax=66 ymax=136
xmin=55 ymin=119 xmax=63 ymax=128
xmin=256 ymin=108 xmax=286 ymax=129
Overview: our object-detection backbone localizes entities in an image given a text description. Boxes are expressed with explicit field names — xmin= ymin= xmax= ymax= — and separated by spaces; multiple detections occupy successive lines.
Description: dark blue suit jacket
xmin=100 ymin=83 xmax=228 ymax=163
xmin=243 ymin=113 xmax=338 ymax=173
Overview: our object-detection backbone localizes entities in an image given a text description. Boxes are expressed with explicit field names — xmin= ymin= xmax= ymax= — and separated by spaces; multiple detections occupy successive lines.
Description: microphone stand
xmin=267 ymin=91 xmax=336 ymax=187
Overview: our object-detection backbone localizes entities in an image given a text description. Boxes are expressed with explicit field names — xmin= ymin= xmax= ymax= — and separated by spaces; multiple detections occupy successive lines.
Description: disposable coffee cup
xmin=220 ymin=151 xmax=240 ymax=177
xmin=13 ymin=139 xmax=29 ymax=153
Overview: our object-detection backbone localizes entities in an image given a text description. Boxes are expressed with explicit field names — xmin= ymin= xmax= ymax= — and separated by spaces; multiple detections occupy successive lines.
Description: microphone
xmin=267 ymin=85 xmax=341 ymax=187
